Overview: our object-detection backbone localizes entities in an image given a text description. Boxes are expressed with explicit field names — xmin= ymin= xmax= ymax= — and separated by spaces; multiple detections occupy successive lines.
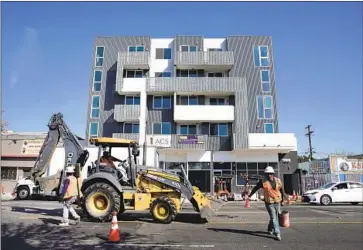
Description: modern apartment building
xmin=85 ymin=35 xmax=299 ymax=194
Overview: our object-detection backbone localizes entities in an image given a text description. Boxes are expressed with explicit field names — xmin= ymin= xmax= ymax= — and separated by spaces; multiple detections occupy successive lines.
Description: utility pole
xmin=305 ymin=125 xmax=315 ymax=161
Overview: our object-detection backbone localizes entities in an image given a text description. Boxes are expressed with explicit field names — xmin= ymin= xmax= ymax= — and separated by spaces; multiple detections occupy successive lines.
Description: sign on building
xmin=178 ymin=135 xmax=204 ymax=144
xmin=21 ymin=139 xmax=45 ymax=154
xmin=309 ymin=160 xmax=330 ymax=174
xmin=330 ymin=156 xmax=363 ymax=174
xmin=147 ymin=135 xmax=171 ymax=148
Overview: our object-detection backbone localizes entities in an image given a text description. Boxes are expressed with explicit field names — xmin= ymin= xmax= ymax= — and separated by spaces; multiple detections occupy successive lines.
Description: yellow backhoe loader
xmin=79 ymin=137 xmax=224 ymax=224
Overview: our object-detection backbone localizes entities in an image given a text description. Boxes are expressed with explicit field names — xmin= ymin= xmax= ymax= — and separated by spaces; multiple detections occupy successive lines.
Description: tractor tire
xmin=150 ymin=196 xmax=177 ymax=224
xmin=17 ymin=186 xmax=30 ymax=200
xmin=82 ymin=182 xmax=121 ymax=222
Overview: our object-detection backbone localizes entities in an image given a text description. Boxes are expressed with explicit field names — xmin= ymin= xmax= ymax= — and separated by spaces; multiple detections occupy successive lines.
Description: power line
xmin=305 ymin=125 xmax=316 ymax=161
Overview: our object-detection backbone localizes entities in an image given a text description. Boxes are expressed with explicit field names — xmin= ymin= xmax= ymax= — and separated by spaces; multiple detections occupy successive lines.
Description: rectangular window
xmin=95 ymin=46 xmax=105 ymax=67
xmin=260 ymin=70 xmax=271 ymax=92
xmin=1 ymin=167 xmax=17 ymax=180
xmin=253 ymin=45 xmax=270 ymax=67
xmin=207 ymin=72 xmax=224 ymax=77
xmin=153 ymin=122 xmax=171 ymax=135
xmin=125 ymin=96 xmax=140 ymax=105
xmin=180 ymin=45 xmax=197 ymax=52
xmin=126 ymin=70 xmax=143 ymax=78
xmin=257 ymin=95 xmax=274 ymax=119
xmin=209 ymin=123 xmax=228 ymax=136
xmin=91 ymin=95 xmax=100 ymax=118
xmin=210 ymin=98 xmax=225 ymax=105
xmin=208 ymin=48 xmax=223 ymax=51
xmin=89 ymin=122 xmax=99 ymax=137
xmin=155 ymin=72 xmax=172 ymax=77
xmin=93 ymin=70 xmax=102 ymax=92
xmin=179 ymin=125 xmax=197 ymax=135
xmin=153 ymin=96 xmax=171 ymax=109
xmin=128 ymin=46 xmax=145 ymax=52
xmin=264 ymin=123 xmax=274 ymax=133
xmin=124 ymin=123 xmax=139 ymax=133
xmin=155 ymin=48 xmax=172 ymax=59
xmin=180 ymin=95 xmax=199 ymax=105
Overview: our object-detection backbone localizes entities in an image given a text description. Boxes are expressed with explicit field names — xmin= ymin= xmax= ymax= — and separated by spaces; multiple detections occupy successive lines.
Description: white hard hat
xmin=65 ymin=166 xmax=75 ymax=173
xmin=264 ymin=166 xmax=275 ymax=174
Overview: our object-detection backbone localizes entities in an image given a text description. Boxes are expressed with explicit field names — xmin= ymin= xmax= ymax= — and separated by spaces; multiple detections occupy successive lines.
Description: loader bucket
xmin=190 ymin=187 xmax=226 ymax=219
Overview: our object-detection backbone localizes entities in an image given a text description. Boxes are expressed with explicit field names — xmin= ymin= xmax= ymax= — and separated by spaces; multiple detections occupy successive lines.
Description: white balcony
xmin=116 ymin=78 xmax=146 ymax=94
xmin=247 ymin=133 xmax=297 ymax=152
xmin=174 ymin=105 xmax=235 ymax=123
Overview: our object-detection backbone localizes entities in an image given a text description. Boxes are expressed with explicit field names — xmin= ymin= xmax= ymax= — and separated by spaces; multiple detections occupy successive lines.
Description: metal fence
xmin=300 ymin=173 xmax=333 ymax=194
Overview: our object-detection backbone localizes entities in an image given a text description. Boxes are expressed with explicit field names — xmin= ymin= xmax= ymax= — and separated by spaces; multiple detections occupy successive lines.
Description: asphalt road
xmin=1 ymin=200 xmax=363 ymax=250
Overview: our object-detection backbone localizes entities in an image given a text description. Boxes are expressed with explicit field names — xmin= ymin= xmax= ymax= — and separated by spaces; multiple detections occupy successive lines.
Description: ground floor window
xmin=1 ymin=167 xmax=17 ymax=180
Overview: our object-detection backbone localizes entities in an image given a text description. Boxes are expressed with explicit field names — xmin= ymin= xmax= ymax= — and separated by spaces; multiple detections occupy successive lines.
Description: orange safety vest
xmin=64 ymin=176 xmax=83 ymax=199
xmin=262 ymin=177 xmax=282 ymax=204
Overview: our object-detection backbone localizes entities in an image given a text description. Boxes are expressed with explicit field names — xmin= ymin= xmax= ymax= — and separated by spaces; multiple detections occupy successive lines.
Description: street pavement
xmin=1 ymin=199 xmax=363 ymax=250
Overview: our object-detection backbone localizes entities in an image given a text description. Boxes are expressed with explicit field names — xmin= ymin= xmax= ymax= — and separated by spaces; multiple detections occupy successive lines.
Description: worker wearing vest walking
xmin=248 ymin=166 xmax=286 ymax=241
xmin=59 ymin=166 xmax=82 ymax=227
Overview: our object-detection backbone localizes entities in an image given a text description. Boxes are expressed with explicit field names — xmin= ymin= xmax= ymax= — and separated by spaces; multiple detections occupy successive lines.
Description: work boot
xmin=275 ymin=234 xmax=281 ymax=241
xmin=59 ymin=222 xmax=69 ymax=227
xmin=268 ymin=231 xmax=273 ymax=235
xmin=74 ymin=216 xmax=81 ymax=225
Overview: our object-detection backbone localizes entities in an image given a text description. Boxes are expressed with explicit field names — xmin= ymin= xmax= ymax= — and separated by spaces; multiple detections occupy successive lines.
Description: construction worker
xmin=248 ymin=166 xmax=287 ymax=241
xmin=59 ymin=166 xmax=81 ymax=227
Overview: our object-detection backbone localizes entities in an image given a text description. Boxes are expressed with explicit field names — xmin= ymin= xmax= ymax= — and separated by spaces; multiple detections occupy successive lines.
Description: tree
xmin=333 ymin=150 xmax=357 ymax=156
xmin=1 ymin=110 xmax=8 ymax=133
xmin=298 ymin=155 xmax=315 ymax=163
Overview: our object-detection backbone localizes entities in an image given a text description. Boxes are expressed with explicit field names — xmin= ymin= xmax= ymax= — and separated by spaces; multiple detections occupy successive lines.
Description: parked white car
xmin=302 ymin=181 xmax=363 ymax=206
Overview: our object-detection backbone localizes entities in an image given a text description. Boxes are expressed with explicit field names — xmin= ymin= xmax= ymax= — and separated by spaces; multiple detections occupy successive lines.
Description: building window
xmin=124 ymin=123 xmax=139 ymax=133
xmin=128 ymin=46 xmax=145 ymax=52
xmin=155 ymin=72 xmax=172 ymax=77
xmin=153 ymin=122 xmax=171 ymax=135
xmin=93 ymin=70 xmax=102 ymax=92
xmin=153 ymin=96 xmax=171 ymax=109
xmin=208 ymin=48 xmax=222 ymax=51
xmin=253 ymin=45 xmax=269 ymax=67
xmin=264 ymin=123 xmax=274 ymax=133
xmin=260 ymin=70 xmax=271 ymax=92
xmin=210 ymin=98 xmax=226 ymax=105
xmin=180 ymin=45 xmax=197 ymax=52
xmin=207 ymin=72 xmax=224 ymax=77
xmin=180 ymin=95 xmax=198 ymax=105
xmin=209 ymin=123 xmax=228 ymax=136
xmin=125 ymin=96 xmax=140 ymax=105
xmin=126 ymin=70 xmax=143 ymax=78
xmin=155 ymin=48 xmax=172 ymax=59
xmin=91 ymin=95 xmax=100 ymax=118
xmin=257 ymin=95 xmax=273 ymax=119
xmin=95 ymin=46 xmax=105 ymax=67
xmin=89 ymin=122 xmax=99 ymax=137
xmin=179 ymin=70 xmax=202 ymax=77
xmin=179 ymin=125 xmax=197 ymax=135
xmin=1 ymin=167 xmax=17 ymax=180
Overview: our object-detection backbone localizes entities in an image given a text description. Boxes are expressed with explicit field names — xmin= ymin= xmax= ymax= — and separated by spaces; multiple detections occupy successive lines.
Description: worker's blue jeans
xmin=265 ymin=202 xmax=281 ymax=235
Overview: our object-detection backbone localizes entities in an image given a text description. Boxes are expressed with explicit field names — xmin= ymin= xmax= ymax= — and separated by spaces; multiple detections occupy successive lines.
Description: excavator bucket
xmin=190 ymin=187 xmax=226 ymax=219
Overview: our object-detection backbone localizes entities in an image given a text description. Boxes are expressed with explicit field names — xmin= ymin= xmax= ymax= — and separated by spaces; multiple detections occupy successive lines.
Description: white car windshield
xmin=318 ymin=183 xmax=336 ymax=190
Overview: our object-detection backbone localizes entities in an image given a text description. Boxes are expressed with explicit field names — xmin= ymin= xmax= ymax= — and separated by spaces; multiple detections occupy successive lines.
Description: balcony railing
xmin=112 ymin=133 xmax=140 ymax=141
xmin=146 ymin=77 xmax=244 ymax=92
xmin=114 ymin=105 xmax=140 ymax=122
xmin=174 ymin=105 xmax=234 ymax=122
xmin=115 ymin=78 xmax=146 ymax=94
xmin=175 ymin=51 xmax=234 ymax=69
xmin=167 ymin=135 xmax=232 ymax=151
xmin=117 ymin=51 xmax=150 ymax=69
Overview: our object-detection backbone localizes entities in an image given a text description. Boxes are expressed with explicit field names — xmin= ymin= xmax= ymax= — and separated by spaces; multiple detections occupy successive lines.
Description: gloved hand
xmin=59 ymin=197 xmax=64 ymax=203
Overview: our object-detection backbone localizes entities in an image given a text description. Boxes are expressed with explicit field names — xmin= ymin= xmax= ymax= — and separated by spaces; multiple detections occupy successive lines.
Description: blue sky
xmin=2 ymin=1 xmax=362 ymax=156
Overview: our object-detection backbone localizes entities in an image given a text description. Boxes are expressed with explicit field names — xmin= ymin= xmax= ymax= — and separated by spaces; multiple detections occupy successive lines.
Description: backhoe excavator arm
xmin=30 ymin=113 xmax=89 ymax=195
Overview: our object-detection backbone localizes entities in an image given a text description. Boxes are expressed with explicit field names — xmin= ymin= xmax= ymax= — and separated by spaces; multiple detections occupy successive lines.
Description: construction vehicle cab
xmin=81 ymin=137 xmax=223 ymax=224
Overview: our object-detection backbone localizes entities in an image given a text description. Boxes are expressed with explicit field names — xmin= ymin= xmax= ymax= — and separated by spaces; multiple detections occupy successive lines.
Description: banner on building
xmin=21 ymin=139 xmax=45 ymax=154
xmin=146 ymin=135 xmax=171 ymax=148
xmin=178 ymin=135 xmax=204 ymax=144
xmin=330 ymin=155 xmax=363 ymax=174
xmin=309 ymin=160 xmax=330 ymax=174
